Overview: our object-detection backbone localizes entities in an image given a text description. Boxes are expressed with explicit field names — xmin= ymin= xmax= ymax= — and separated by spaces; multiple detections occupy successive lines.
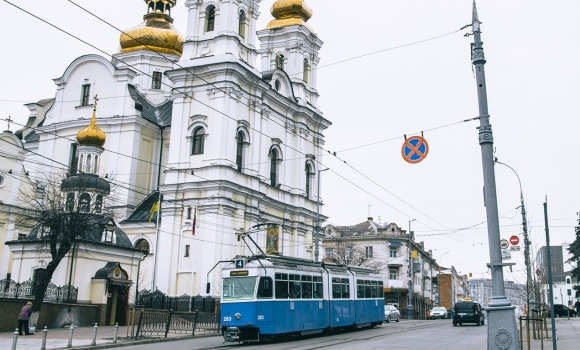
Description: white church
xmin=5 ymin=0 xmax=329 ymax=313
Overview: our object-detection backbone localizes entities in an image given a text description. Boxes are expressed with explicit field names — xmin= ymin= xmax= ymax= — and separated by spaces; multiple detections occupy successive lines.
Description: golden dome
xmin=120 ymin=12 xmax=184 ymax=56
xmin=77 ymin=96 xmax=106 ymax=147
xmin=266 ymin=0 xmax=313 ymax=30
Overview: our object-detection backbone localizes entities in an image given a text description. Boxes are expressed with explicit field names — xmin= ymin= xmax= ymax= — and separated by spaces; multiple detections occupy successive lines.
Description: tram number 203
xmin=223 ymin=317 xmax=232 ymax=322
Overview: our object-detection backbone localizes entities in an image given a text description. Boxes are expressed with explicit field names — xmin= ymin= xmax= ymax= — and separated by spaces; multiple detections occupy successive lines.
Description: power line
xmin=3 ymin=0 xmax=479 ymax=240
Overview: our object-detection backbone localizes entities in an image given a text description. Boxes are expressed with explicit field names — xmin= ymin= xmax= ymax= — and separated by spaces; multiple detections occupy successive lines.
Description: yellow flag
xmin=412 ymin=250 xmax=418 ymax=259
xmin=148 ymin=200 xmax=159 ymax=223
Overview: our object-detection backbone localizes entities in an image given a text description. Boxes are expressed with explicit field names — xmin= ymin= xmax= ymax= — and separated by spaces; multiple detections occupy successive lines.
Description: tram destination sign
xmin=230 ymin=270 xmax=249 ymax=276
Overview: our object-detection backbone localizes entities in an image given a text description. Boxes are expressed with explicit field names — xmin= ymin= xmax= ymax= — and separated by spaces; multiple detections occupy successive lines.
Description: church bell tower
xmin=257 ymin=0 xmax=323 ymax=109
xmin=182 ymin=0 xmax=261 ymax=65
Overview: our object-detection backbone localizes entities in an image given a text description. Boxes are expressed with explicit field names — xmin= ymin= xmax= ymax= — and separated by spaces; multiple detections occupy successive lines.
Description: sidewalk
xmin=0 ymin=325 xmax=220 ymax=350
xmin=520 ymin=317 xmax=580 ymax=349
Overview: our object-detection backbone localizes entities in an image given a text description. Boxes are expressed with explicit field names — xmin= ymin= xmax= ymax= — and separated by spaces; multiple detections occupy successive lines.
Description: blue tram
xmin=219 ymin=255 xmax=384 ymax=342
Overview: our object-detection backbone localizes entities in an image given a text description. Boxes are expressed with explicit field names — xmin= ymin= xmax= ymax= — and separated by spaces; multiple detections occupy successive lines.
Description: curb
xmin=47 ymin=332 xmax=221 ymax=350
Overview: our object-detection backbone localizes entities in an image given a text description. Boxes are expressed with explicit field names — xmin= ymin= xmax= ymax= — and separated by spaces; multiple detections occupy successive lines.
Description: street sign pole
xmin=470 ymin=2 xmax=519 ymax=348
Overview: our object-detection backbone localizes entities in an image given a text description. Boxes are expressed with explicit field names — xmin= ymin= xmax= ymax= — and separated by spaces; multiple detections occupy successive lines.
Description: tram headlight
xmin=235 ymin=312 xmax=242 ymax=320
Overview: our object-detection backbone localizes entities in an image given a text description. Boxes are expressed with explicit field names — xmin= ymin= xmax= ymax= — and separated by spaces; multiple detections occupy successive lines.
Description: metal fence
xmin=135 ymin=309 xmax=220 ymax=338
xmin=0 ymin=278 xmax=78 ymax=303
xmin=136 ymin=290 xmax=217 ymax=313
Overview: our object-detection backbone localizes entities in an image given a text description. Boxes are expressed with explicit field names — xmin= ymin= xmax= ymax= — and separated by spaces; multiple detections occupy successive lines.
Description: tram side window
xmin=332 ymin=278 xmax=342 ymax=299
xmin=341 ymin=278 xmax=350 ymax=299
xmin=378 ymin=281 xmax=384 ymax=298
xmin=313 ymin=276 xmax=323 ymax=298
xmin=357 ymin=280 xmax=364 ymax=298
xmin=275 ymin=273 xmax=288 ymax=299
xmin=289 ymin=274 xmax=301 ymax=299
xmin=371 ymin=281 xmax=378 ymax=298
xmin=301 ymin=275 xmax=313 ymax=299
xmin=364 ymin=280 xmax=372 ymax=298
xmin=257 ymin=277 xmax=273 ymax=298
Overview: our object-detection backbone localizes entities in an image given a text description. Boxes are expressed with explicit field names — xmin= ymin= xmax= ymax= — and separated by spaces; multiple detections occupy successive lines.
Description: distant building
xmin=322 ymin=217 xmax=441 ymax=319
xmin=468 ymin=278 xmax=526 ymax=315
xmin=436 ymin=267 xmax=466 ymax=311
xmin=541 ymin=272 xmax=578 ymax=308
xmin=536 ymin=245 xmax=572 ymax=277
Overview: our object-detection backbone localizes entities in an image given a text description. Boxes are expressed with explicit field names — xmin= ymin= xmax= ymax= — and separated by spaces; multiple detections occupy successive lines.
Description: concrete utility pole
xmin=543 ymin=200 xmax=557 ymax=349
xmin=407 ymin=219 xmax=416 ymax=319
xmin=470 ymin=2 xmax=519 ymax=349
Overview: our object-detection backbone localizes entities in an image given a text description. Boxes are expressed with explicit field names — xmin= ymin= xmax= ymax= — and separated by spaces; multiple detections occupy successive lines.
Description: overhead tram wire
xmin=2 ymin=170 xmax=316 ymax=251
xmin=0 ymin=168 xmax=303 ymax=248
xmin=4 ymin=1 xmax=472 ymax=238
xmin=0 ymin=151 xmax=482 ymax=254
xmin=0 ymin=145 xmax=312 ymax=231
xmin=2 ymin=119 xmax=476 ymax=249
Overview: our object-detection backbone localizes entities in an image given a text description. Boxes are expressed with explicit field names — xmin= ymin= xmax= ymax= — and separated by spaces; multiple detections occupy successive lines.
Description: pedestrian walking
xmin=18 ymin=302 xmax=33 ymax=335
xmin=575 ymin=300 xmax=580 ymax=318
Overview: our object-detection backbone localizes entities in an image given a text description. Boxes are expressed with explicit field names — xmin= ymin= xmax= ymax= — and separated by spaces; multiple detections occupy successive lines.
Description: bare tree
xmin=14 ymin=171 xmax=116 ymax=324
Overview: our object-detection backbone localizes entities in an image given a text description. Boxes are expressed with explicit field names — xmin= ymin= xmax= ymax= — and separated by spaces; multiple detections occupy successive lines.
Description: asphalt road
xmin=116 ymin=319 xmax=489 ymax=350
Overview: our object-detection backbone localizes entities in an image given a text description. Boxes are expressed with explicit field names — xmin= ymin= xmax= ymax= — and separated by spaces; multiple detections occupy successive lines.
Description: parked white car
xmin=384 ymin=305 xmax=400 ymax=323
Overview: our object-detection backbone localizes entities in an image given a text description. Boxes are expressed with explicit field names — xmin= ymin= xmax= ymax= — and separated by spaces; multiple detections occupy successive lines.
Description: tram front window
xmin=223 ymin=277 xmax=257 ymax=300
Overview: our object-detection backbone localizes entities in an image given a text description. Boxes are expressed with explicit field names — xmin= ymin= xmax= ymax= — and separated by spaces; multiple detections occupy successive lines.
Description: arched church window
xmin=191 ymin=127 xmax=205 ymax=155
xmin=305 ymin=163 xmax=314 ymax=198
xmin=95 ymin=195 xmax=103 ymax=214
xmin=78 ymin=154 xmax=84 ymax=172
xmin=94 ymin=155 xmax=99 ymax=173
xmin=236 ymin=131 xmax=244 ymax=172
xmin=66 ymin=193 xmax=75 ymax=212
xmin=151 ymin=71 xmax=162 ymax=89
xmin=206 ymin=6 xmax=216 ymax=32
xmin=79 ymin=193 xmax=91 ymax=213
xmin=303 ymin=58 xmax=310 ymax=83
xmin=270 ymin=148 xmax=282 ymax=187
xmin=86 ymin=154 xmax=92 ymax=173
xmin=274 ymin=79 xmax=281 ymax=92
xmin=135 ymin=238 xmax=150 ymax=254
xmin=238 ymin=9 xmax=247 ymax=38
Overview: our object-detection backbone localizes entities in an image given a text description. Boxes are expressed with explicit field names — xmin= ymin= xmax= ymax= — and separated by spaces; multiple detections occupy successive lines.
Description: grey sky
xmin=1 ymin=0 xmax=578 ymax=283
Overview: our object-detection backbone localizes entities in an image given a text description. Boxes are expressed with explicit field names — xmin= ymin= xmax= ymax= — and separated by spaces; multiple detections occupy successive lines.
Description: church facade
xmin=6 ymin=0 xmax=329 ymax=301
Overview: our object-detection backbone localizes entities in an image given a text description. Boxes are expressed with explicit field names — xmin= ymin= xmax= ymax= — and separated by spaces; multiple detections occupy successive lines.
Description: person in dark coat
xmin=18 ymin=302 xmax=32 ymax=335
xmin=575 ymin=300 xmax=580 ymax=318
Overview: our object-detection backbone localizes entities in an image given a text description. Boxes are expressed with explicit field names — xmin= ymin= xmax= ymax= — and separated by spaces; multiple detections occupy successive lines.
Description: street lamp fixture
xmin=314 ymin=168 xmax=329 ymax=263
xmin=495 ymin=158 xmax=533 ymax=314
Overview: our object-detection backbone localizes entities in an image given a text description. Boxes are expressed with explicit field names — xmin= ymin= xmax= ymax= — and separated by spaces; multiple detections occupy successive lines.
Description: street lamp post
xmin=407 ymin=219 xmax=416 ymax=319
xmin=470 ymin=2 xmax=518 ymax=346
xmin=314 ymin=168 xmax=329 ymax=263
xmin=495 ymin=159 xmax=532 ymax=315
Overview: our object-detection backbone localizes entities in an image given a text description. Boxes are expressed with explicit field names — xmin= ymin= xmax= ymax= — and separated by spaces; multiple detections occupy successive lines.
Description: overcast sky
xmin=1 ymin=0 xmax=579 ymax=284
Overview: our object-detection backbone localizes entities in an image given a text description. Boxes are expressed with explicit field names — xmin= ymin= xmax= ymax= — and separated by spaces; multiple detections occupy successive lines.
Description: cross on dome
xmin=76 ymin=94 xmax=106 ymax=147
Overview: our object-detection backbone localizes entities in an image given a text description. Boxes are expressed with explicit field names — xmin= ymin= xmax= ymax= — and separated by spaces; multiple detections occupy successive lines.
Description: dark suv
xmin=548 ymin=304 xmax=577 ymax=318
xmin=453 ymin=299 xmax=485 ymax=326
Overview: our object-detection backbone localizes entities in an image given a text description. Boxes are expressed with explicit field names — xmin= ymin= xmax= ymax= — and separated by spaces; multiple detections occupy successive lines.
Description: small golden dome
xmin=120 ymin=12 xmax=184 ymax=56
xmin=266 ymin=0 xmax=313 ymax=30
xmin=77 ymin=96 xmax=106 ymax=147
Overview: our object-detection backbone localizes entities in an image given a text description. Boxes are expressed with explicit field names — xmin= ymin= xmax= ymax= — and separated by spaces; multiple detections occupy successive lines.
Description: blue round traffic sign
xmin=401 ymin=136 xmax=429 ymax=164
